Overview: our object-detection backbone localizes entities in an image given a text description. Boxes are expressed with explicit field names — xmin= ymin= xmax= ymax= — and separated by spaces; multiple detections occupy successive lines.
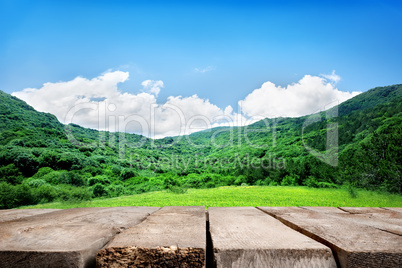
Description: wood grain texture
xmin=0 ymin=209 xmax=61 ymax=223
xmin=97 ymin=206 xmax=206 ymax=268
xmin=300 ymin=207 xmax=347 ymax=214
xmin=336 ymin=207 xmax=402 ymax=235
xmin=259 ymin=206 xmax=402 ymax=268
xmin=209 ymin=207 xmax=336 ymax=268
xmin=382 ymin=207 xmax=402 ymax=213
xmin=0 ymin=207 xmax=158 ymax=268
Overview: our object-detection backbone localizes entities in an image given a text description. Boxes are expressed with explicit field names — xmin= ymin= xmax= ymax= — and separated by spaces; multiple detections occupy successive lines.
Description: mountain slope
xmin=0 ymin=84 xmax=401 ymax=208
xmin=337 ymin=84 xmax=402 ymax=116
xmin=0 ymin=91 xmax=62 ymax=131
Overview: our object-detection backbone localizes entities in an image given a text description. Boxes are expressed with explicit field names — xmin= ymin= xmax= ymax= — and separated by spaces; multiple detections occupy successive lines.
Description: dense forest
xmin=0 ymin=84 xmax=401 ymax=208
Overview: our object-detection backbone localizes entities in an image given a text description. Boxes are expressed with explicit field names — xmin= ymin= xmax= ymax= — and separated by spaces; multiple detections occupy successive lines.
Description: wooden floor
xmin=0 ymin=206 xmax=401 ymax=268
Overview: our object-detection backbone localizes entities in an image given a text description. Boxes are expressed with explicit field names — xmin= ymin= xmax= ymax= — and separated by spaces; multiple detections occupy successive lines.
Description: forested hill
xmin=0 ymin=92 xmax=63 ymax=136
xmin=337 ymin=84 xmax=402 ymax=116
xmin=0 ymin=84 xmax=401 ymax=208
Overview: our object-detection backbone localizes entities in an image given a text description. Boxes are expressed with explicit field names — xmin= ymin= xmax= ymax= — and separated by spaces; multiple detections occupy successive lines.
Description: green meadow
xmin=23 ymin=186 xmax=402 ymax=209
xmin=1 ymin=85 xmax=401 ymax=209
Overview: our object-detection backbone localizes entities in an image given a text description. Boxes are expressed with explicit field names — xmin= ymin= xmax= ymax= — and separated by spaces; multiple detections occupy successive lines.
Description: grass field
xmin=22 ymin=186 xmax=402 ymax=209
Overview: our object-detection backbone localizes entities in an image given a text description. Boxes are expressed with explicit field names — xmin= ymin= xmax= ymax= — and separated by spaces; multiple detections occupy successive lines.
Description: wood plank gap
xmin=256 ymin=207 xmax=342 ymax=268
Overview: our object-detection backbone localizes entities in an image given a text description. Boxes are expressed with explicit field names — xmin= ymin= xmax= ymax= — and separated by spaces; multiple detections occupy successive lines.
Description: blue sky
xmin=2 ymin=0 xmax=402 ymax=137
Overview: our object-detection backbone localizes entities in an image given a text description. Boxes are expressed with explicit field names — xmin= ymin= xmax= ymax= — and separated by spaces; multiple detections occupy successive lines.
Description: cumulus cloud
xmin=12 ymin=71 xmax=242 ymax=138
xmin=141 ymin=80 xmax=163 ymax=97
xmin=321 ymin=70 xmax=341 ymax=84
xmin=238 ymin=74 xmax=361 ymax=119
xmin=12 ymin=70 xmax=360 ymax=138
xmin=12 ymin=71 xmax=130 ymax=126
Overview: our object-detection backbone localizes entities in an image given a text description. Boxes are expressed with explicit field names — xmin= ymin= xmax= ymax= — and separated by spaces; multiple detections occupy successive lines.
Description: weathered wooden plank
xmin=259 ymin=206 xmax=402 ymax=268
xmin=0 ymin=209 xmax=61 ymax=223
xmin=383 ymin=207 xmax=402 ymax=213
xmin=336 ymin=207 xmax=402 ymax=235
xmin=345 ymin=207 xmax=402 ymax=220
xmin=0 ymin=207 xmax=159 ymax=268
xmin=96 ymin=206 xmax=206 ymax=268
xmin=301 ymin=206 xmax=347 ymax=214
xmin=255 ymin=206 xmax=303 ymax=215
xmin=209 ymin=207 xmax=336 ymax=268
xmin=340 ymin=207 xmax=402 ymax=218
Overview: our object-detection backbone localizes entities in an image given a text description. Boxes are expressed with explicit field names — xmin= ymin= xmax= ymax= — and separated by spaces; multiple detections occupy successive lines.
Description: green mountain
xmin=0 ymin=84 xmax=401 ymax=208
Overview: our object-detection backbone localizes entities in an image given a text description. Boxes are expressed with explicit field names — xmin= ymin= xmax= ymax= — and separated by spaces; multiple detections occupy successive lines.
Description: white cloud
xmin=12 ymin=70 xmax=360 ymax=139
xmin=12 ymin=71 xmax=130 ymax=125
xmin=238 ymin=74 xmax=361 ymax=118
xmin=321 ymin=70 xmax=341 ymax=84
xmin=194 ymin=66 xmax=215 ymax=73
xmin=141 ymin=80 xmax=163 ymax=97
xmin=12 ymin=71 xmax=242 ymax=138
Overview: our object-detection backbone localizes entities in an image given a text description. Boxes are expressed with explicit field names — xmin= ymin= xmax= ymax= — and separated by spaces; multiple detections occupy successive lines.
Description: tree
xmin=14 ymin=152 xmax=39 ymax=176
xmin=93 ymin=183 xmax=108 ymax=197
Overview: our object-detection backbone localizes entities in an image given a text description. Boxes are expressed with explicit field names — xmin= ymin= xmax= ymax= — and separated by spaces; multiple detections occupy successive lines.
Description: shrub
xmin=68 ymin=171 xmax=86 ymax=186
xmin=56 ymin=185 xmax=92 ymax=201
xmin=33 ymin=167 xmax=54 ymax=178
xmin=120 ymin=168 xmax=137 ymax=180
xmin=82 ymin=165 xmax=103 ymax=176
xmin=42 ymin=170 xmax=65 ymax=184
xmin=38 ymin=150 xmax=60 ymax=169
xmin=183 ymin=174 xmax=204 ymax=188
xmin=0 ymin=164 xmax=23 ymax=184
xmin=305 ymin=176 xmax=319 ymax=188
xmin=167 ymin=185 xmax=187 ymax=194
xmin=263 ymin=177 xmax=272 ymax=185
xmin=33 ymin=185 xmax=57 ymax=203
xmin=111 ymin=165 xmax=122 ymax=175
xmin=14 ymin=152 xmax=39 ymax=176
xmin=205 ymin=181 xmax=216 ymax=188
xmin=107 ymin=184 xmax=125 ymax=197
xmin=93 ymin=183 xmax=108 ymax=197
xmin=269 ymin=181 xmax=278 ymax=186
xmin=348 ymin=186 xmax=358 ymax=198
xmin=88 ymin=177 xmax=104 ymax=186
xmin=26 ymin=179 xmax=48 ymax=188
xmin=0 ymin=182 xmax=15 ymax=209
xmin=234 ymin=175 xmax=247 ymax=186
xmin=220 ymin=175 xmax=236 ymax=186
xmin=305 ymin=176 xmax=339 ymax=189
xmin=57 ymin=152 xmax=83 ymax=170
xmin=0 ymin=182 xmax=36 ymax=209
xmin=161 ymin=174 xmax=181 ymax=189
xmin=58 ymin=171 xmax=86 ymax=186
xmin=147 ymin=177 xmax=164 ymax=191
xmin=316 ymin=182 xmax=339 ymax=189
xmin=343 ymin=182 xmax=358 ymax=198
xmin=281 ymin=175 xmax=298 ymax=186
xmin=255 ymin=180 xmax=263 ymax=186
